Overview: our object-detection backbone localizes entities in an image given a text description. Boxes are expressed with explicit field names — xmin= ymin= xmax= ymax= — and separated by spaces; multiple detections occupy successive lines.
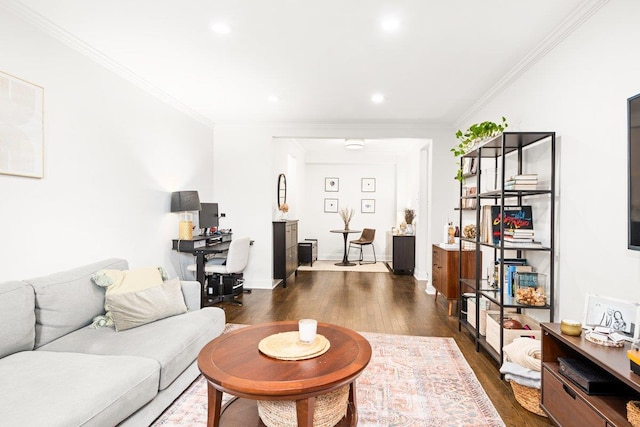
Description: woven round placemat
xmin=257 ymin=384 xmax=349 ymax=427
xmin=258 ymin=331 xmax=330 ymax=360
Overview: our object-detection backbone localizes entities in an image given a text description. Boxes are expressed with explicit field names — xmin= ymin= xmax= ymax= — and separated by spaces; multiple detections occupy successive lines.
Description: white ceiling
xmin=8 ymin=0 xmax=595 ymax=126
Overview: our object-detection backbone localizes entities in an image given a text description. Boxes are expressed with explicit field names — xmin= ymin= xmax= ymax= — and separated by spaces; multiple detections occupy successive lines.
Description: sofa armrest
xmin=180 ymin=280 xmax=201 ymax=311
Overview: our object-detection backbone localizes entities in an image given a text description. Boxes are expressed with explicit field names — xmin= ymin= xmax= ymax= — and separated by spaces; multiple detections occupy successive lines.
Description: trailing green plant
xmin=452 ymin=117 xmax=508 ymax=181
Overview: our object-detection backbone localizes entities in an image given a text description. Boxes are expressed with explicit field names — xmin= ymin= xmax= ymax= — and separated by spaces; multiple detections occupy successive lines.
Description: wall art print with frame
xmin=361 ymin=199 xmax=375 ymax=214
xmin=0 ymin=70 xmax=44 ymax=179
xmin=583 ymin=293 xmax=640 ymax=339
xmin=361 ymin=177 xmax=375 ymax=192
xmin=325 ymin=177 xmax=339 ymax=192
xmin=324 ymin=198 xmax=338 ymax=213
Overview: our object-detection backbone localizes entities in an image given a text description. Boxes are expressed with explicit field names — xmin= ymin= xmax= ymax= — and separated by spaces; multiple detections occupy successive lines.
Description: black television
xmin=199 ymin=202 xmax=219 ymax=235
xmin=629 ymin=94 xmax=640 ymax=250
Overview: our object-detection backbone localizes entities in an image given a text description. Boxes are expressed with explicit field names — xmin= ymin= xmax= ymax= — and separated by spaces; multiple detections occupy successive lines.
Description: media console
xmin=541 ymin=323 xmax=640 ymax=426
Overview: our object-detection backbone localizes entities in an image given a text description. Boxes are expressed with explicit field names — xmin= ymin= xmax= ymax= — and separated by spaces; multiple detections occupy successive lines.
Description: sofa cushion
xmin=0 ymin=281 xmax=35 ymax=358
xmin=0 ymin=351 xmax=159 ymax=427
xmin=108 ymin=278 xmax=188 ymax=331
xmin=25 ymin=258 xmax=128 ymax=348
xmin=37 ymin=307 xmax=225 ymax=390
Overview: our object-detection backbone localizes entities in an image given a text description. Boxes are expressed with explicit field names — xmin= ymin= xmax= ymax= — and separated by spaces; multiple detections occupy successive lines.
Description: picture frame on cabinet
xmin=583 ymin=293 xmax=640 ymax=339
xmin=324 ymin=177 xmax=339 ymax=192
xmin=361 ymin=199 xmax=375 ymax=213
xmin=361 ymin=178 xmax=376 ymax=192
xmin=324 ymin=198 xmax=338 ymax=213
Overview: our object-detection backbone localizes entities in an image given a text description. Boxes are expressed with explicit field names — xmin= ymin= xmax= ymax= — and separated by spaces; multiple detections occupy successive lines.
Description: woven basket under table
xmin=257 ymin=385 xmax=349 ymax=427
xmin=510 ymin=381 xmax=547 ymax=418
xmin=628 ymin=401 xmax=640 ymax=427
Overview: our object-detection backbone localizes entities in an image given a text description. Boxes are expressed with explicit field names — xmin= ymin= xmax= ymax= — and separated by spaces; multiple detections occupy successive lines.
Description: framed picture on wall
xmin=324 ymin=198 xmax=338 ymax=213
xmin=361 ymin=178 xmax=376 ymax=192
xmin=361 ymin=199 xmax=375 ymax=213
xmin=325 ymin=177 xmax=339 ymax=192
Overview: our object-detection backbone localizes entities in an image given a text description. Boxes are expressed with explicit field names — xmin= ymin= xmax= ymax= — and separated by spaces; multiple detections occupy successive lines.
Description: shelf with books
xmin=457 ymin=131 xmax=556 ymax=366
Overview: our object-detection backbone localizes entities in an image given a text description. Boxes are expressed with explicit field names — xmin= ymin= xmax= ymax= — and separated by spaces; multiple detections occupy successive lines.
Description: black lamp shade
xmin=170 ymin=191 xmax=201 ymax=212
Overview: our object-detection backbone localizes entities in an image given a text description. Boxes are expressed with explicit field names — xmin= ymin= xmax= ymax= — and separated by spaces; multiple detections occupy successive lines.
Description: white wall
xmin=459 ymin=0 xmax=640 ymax=321
xmin=0 ymin=9 xmax=214 ymax=281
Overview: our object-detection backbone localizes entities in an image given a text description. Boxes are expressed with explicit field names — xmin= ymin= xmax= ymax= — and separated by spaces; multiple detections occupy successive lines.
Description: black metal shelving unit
xmin=457 ymin=131 xmax=556 ymax=364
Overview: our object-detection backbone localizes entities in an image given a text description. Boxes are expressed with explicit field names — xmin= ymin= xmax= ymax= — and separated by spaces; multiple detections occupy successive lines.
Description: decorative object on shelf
xmin=361 ymin=177 xmax=376 ymax=192
xmin=451 ymin=116 xmax=509 ymax=182
xmin=515 ymin=272 xmax=547 ymax=306
xmin=324 ymin=198 xmax=338 ymax=213
xmin=447 ymin=221 xmax=455 ymax=244
xmin=584 ymin=330 xmax=625 ymax=348
xmin=278 ymin=202 xmax=289 ymax=220
xmin=404 ymin=208 xmax=415 ymax=234
xmin=626 ymin=401 xmax=640 ymax=427
xmin=560 ymin=319 xmax=583 ymax=336
xmin=583 ymin=293 xmax=640 ymax=339
xmin=324 ymin=177 xmax=339 ymax=192
xmin=170 ymin=191 xmax=201 ymax=240
xmin=361 ymin=199 xmax=375 ymax=214
xmin=339 ymin=207 xmax=354 ymax=229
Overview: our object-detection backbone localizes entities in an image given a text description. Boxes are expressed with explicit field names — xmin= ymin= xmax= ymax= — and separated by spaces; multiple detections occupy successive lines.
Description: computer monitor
xmin=199 ymin=202 xmax=219 ymax=235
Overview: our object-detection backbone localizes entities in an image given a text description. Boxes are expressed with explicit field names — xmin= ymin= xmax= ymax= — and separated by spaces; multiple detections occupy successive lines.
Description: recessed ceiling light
xmin=371 ymin=93 xmax=385 ymax=104
xmin=268 ymin=95 xmax=279 ymax=103
xmin=381 ymin=17 xmax=400 ymax=33
xmin=211 ymin=22 xmax=231 ymax=35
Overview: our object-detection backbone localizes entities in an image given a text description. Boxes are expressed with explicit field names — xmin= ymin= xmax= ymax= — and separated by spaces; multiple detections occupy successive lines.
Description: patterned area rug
xmin=152 ymin=325 xmax=504 ymax=427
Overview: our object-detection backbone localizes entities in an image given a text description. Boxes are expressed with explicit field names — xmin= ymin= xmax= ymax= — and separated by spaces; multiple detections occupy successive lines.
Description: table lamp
xmin=170 ymin=191 xmax=201 ymax=240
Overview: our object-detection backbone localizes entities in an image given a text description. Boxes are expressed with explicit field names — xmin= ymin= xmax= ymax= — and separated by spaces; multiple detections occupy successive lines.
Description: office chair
xmin=187 ymin=236 xmax=251 ymax=306
xmin=348 ymin=228 xmax=376 ymax=264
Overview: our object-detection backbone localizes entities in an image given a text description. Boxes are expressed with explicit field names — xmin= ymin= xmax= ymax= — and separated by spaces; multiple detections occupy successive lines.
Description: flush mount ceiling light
xmin=371 ymin=93 xmax=385 ymax=104
xmin=381 ymin=17 xmax=400 ymax=32
xmin=268 ymin=95 xmax=279 ymax=103
xmin=345 ymin=139 xmax=365 ymax=150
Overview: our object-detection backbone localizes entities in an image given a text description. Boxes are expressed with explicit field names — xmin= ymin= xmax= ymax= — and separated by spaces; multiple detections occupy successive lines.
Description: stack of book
xmin=505 ymin=174 xmax=538 ymax=190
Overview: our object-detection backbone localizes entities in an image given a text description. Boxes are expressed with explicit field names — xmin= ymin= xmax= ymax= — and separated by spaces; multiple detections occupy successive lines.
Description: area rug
xmin=152 ymin=325 xmax=504 ymax=427
xmin=297 ymin=259 xmax=390 ymax=273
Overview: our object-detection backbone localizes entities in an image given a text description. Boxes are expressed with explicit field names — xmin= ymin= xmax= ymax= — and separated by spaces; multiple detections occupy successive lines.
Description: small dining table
xmin=330 ymin=229 xmax=361 ymax=266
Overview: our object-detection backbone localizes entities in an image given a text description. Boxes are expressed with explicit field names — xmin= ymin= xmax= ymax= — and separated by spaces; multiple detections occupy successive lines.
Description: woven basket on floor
xmin=257 ymin=385 xmax=349 ymax=427
xmin=510 ymin=381 xmax=547 ymax=417
xmin=628 ymin=401 xmax=640 ymax=426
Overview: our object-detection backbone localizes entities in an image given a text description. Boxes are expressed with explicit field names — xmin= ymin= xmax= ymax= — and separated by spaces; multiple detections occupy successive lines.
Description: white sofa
xmin=0 ymin=258 xmax=225 ymax=426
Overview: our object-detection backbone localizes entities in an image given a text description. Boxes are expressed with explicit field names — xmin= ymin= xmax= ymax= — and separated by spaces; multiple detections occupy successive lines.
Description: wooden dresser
xmin=431 ymin=244 xmax=478 ymax=316
xmin=273 ymin=220 xmax=298 ymax=287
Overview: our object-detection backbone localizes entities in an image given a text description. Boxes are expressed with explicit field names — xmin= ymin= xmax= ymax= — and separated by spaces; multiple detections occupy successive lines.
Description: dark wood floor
xmin=222 ymin=268 xmax=552 ymax=427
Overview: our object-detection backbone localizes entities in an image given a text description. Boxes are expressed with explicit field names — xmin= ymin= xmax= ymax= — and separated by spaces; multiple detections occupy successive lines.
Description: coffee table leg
xmin=295 ymin=397 xmax=316 ymax=426
xmin=207 ymin=383 xmax=223 ymax=427
xmin=349 ymin=382 xmax=358 ymax=426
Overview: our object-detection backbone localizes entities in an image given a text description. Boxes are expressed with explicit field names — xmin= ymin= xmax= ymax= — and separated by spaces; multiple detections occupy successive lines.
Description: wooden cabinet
xmin=273 ymin=220 xmax=298 ymax=287
xmin=432 ymin=244 xmax=477 ymax=316
xmin=389 ymin=235 xmax=415 ymax=275
xmin=541 ymin=323 xmax=640 ymax=426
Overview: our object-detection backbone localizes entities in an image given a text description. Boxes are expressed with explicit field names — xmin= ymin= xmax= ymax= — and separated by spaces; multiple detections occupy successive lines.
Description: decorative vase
xmin=406 ymin=224 xmax=414 ymax=235
xmin=344 ymin=222 xmax=349 ymax=231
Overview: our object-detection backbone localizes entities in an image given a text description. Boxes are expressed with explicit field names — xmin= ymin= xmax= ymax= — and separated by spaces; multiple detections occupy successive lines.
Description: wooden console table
xmin=541 ymin=322 xmax=640 ymax=426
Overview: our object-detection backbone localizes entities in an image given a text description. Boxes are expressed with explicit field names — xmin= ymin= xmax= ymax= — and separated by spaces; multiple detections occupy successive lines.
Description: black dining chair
xmin=348 ymin=228 xmax=376 ymax=264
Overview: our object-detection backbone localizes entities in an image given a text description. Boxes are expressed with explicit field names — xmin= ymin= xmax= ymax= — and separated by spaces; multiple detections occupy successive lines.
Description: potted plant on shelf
xmin=452 ymin=117 xmax=508 ymax=182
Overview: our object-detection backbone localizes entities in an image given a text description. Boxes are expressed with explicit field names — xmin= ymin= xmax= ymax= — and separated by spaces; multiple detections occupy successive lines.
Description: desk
xmin=172 ymin=235 xmax=231 ymax=288
xmin=330 ymin=229 xmax=361 ymax=266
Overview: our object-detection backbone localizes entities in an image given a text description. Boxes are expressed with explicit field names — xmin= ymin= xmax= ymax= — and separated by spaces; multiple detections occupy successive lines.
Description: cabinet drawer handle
xmin=562 ymin=384 xmax=577 ymax=400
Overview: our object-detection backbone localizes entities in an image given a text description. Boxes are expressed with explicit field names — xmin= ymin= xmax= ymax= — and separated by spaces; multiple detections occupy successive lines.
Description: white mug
xmin=298 ymin=319 xmax=318 ymax=343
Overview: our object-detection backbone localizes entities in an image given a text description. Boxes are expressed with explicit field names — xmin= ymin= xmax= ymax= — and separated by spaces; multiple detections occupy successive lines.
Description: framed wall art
xmin=583 ymin=293 xmax=640 ymax=338
xmin=361 ymin=178 xmax=375 ymax=192
xmin=324 ymin=198 xmax=338 ymax=213
xmin=361 ymin=199 xmax=375 ymax=213
xmin=325 ymin=177 xmax=339 ymax=192
xmin=0 ymin=70 xmax=44 ymax=178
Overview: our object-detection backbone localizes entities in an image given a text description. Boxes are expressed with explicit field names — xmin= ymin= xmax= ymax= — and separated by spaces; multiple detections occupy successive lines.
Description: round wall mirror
xmin=277 ymin=173 xmax=287 ymax=208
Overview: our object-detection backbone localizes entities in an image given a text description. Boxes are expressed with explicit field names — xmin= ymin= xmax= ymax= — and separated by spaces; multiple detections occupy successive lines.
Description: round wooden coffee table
xmin=197 ymin=321 xmax=372 ymax=427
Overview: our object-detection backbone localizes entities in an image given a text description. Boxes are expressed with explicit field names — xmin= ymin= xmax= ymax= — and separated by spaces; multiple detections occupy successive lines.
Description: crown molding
xmin=454 ymin=0 xmax=609 ymax=128
xmin=0 ymin=0 xmax=215 ymax=128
